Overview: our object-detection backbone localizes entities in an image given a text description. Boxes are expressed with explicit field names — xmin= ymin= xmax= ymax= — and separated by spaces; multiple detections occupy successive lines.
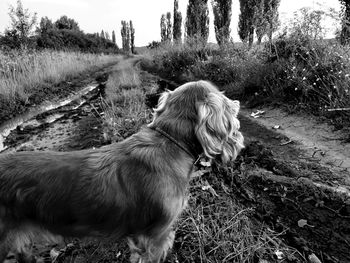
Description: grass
xmin=141 ymin=36 xmax=350 ymax=130
xmin=101 ymin=58 xmax=152 ymax=142
xmin=0 ymin=49 xmax=121 ymax=100
xmin=169 ymin=168 xmax=305 ymax=263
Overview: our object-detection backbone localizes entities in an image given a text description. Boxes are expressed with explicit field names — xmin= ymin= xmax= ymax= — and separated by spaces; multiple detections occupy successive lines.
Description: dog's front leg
xmin=0 ymin=229 xmax=34 ymax=263
xmin=128 ymin=226 xmax=175 ymax=263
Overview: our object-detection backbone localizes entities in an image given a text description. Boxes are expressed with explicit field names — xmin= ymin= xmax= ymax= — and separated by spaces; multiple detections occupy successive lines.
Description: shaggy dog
xmin=0 ymin=80 xmax=244 ymax=263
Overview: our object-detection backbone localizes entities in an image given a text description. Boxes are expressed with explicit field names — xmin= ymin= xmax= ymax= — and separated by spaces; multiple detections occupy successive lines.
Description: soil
xmin=1 ymin=57 xmax=349 ymax=263
xmin=231 ymin=115 xmax=350 ymax=263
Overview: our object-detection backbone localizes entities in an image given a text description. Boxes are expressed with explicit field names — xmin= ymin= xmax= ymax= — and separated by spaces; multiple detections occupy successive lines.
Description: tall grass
xmin=0 ymin=50 xmax=121 ymax=100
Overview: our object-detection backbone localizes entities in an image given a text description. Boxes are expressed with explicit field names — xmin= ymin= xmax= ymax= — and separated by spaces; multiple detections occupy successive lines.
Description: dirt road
xmin=1 ymin=58 xmax=349 ymax=263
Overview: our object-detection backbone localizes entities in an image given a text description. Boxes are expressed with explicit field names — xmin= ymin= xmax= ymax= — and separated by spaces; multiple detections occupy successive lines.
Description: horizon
xmin=0 ymin=0 xmax=341 ymax=47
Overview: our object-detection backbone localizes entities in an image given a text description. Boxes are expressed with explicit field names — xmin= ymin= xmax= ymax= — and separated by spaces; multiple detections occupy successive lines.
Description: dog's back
xmin=0 ymin=130 xmax=189 ymax=261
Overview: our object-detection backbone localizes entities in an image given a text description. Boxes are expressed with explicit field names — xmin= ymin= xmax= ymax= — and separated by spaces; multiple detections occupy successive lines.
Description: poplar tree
xmin=121 ymin=20 xmax=130 ymax=52
xmin=173 ymin=0 xmax=182 ymax=43
xmin=185 ymin=0 xmax=209 ymax=44
xmin=160 ymin=14 xmax=167 ymax=42
xmin=238 ymin=0 xmax=257 ymax=46
xmin=212 ymin=0 xmax=232 ymax=45
xmin=130 ymin=20 xmax=135 ymax=53
xmin=112 ymin=30 xmax=116 ymax=44
xmin=255 ymin=0 xmax=280 ymax=44
xmin=105 ymin=31 xmax=110 ymax=40
xmin=166 ymin=12 xmax=172 ymax=41
xmin=339 ymin=0 xmax=350 ymax=45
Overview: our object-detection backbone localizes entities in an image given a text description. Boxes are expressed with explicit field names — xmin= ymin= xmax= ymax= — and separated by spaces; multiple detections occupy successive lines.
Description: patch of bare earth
xmin=230 ymin=107 xmax=350 ymax=263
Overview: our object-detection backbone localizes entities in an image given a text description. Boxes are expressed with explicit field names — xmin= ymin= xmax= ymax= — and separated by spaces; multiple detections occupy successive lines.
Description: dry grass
xmin=171 ymin=172 xmax=305 ymax=263
xmin=0 ymin=50 xmax=121 ymax=100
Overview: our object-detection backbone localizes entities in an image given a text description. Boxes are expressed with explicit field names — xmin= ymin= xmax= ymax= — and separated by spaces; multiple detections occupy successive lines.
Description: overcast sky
xmin=0 ymin=0 xmax=341 ymax=47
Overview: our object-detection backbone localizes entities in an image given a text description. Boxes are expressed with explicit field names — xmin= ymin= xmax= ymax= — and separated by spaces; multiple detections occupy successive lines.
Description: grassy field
xmin=0 ymin=50 xmax=121 ymax=100
xmin=0 ymin=50 xmax=122 ymax=126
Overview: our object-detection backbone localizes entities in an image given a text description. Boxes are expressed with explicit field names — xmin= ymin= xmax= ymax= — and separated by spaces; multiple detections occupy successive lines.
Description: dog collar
xmin=150 ymin=126 xmax=201 ymax=165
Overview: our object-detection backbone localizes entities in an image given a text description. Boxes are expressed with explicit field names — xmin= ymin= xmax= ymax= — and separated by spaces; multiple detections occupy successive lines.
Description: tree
xmin=105 ymin=31 xmax=110 ymax=40
xmin=100 ymin=30 xmax=105 ymax=39
xmin=7 ymin=0 xmax=37 ymax=48
xmin=339 ymin=0 xmax=350 ymax=45
xmin=130 ymin=20 xmax=135 ymax=54
xmin=212 ymin=0 xmax=232 ymax=45
xmin=55 ymin=15 xmax=80 ymax=31
xmin=38 ymin=16 xmax=54 ymax=34
xmin=173 ymin=0 xmax=182 ymax=43
xmin=160 ymin=14 xmax=167 ymax=42
xmin=186 ymin=0 xmax=209 ymax=44
xmin=166 ymin=12 xmax=172 ymax=41
xmin=112 ymin=30 xmax=116 ymax=44
xmin=255 ymin=0 xmax=280 ymax=44
xmin=238 ymin=0 xmax=258 ymax=46
xmin=121 ymin=20 xmax=130 ymax=52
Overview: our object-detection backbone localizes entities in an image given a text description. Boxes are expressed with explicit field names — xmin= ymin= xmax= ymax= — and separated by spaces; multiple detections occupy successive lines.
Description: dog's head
xmin=149 ymin=80 xmax=244 ymax=163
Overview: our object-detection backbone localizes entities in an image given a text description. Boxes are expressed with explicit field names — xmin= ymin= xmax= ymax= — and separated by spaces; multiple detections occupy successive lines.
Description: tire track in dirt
xmin=233 ymin=115 xmax=350 ymax=263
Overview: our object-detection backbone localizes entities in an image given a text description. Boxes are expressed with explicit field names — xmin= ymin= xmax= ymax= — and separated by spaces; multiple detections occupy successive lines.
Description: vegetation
xmin=143 ymin=4 xmax=350 ymax=129
xmin=0 ymin=50 xmax=120 ymax=100
xmin=102 ymin=59 xmax=150 ymax=142
xmin=130 ymin=21 xmax=135 ymax=54
xmin=160 ymin=12 xmax=172 ymax=43
xmin=255 ymin=0 xmax=280 ymax=43
xmin=173 ymin=0 xmax=182 ymax=43
xmin=0 ymin=0 xmax=119 ymax=53
xmin=339 ymin=0 xmax=350 ymax=45
xmin=185 ymin=0 xmax=210 ymax=44
xmin=212 ymin=0 xmax=233 ymax=45
xmin=238 ymin=0 xmax=256 ymax=46
xmin=121 ymin=20 xmax=135 ymax=54
xmin=238 ymin=0 xmax=280 ymax=46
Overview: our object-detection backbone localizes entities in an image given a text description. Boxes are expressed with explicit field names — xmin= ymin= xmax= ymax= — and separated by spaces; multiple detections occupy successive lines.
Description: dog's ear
xmin=195 ymin=93 xmax=244 ymax=163
xmin=148 ymin=90 xmax=172 ymax=126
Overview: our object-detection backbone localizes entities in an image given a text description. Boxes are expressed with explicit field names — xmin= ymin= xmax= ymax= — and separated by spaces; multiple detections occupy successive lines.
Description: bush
xmin=143 ymin=36 xmax=350 ymax=128
xmin=36 ymin=29 xmax=119 ymax=53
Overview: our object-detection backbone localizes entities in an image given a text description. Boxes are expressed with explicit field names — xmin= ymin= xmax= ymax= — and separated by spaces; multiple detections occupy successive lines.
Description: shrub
xmin=36 ymin=29 xmax=119 ymax=53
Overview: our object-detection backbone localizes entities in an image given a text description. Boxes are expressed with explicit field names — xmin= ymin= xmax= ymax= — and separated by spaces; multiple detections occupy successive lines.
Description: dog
xmin=0 ymin=80 xmax=244 ymax=263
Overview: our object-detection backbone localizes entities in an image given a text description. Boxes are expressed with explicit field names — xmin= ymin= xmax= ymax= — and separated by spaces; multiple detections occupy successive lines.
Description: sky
xmin=0 ymin=0 xmax=341 ymax=47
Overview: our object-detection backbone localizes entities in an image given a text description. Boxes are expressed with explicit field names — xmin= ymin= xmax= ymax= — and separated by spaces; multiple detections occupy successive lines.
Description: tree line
xmin=158 ymin=0 xmax=350 ymax=47
xmin=0 ymin=0 xmax=137 ymax=53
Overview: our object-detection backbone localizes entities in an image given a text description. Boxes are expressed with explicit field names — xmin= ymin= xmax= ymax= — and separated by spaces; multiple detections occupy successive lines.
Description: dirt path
xmin=1 ymin=58 xmax=349 ymax=263
xmin=236 ymin=112 xmax=350 ymax=263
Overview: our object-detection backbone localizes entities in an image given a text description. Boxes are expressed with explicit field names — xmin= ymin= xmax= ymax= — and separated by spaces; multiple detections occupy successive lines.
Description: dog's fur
xmin=0 ymin=80 xmax=244 ymax=263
